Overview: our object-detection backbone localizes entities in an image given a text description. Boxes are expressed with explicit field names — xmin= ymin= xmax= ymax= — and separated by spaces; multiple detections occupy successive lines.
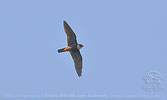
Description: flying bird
xmin=58 ymin=21 xmax=83 ymax=77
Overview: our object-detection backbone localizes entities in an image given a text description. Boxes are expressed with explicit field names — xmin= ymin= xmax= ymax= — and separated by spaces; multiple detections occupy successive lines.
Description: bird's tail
xmin=58 ymin=48 xmax=66 ymax=53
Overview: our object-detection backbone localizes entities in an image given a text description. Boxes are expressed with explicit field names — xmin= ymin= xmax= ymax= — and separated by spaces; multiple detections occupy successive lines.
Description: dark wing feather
xmin=70 ymin=50 xmax=82 ymax=77
xmin=63 ymin=21 xmax=78 ymax=46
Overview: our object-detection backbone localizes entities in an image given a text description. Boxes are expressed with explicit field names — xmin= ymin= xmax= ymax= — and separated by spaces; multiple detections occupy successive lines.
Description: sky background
xmin=0 ymin=0 xmax=167 ymax=100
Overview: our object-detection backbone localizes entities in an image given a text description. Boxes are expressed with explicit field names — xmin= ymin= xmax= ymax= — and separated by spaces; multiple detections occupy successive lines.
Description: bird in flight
xmin=58 ymin=21 xmax=83 ymax=77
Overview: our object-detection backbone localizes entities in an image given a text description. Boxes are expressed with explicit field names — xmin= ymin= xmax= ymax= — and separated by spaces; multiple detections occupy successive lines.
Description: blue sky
xmin=0 ymin=0 xmax=167 ymax=100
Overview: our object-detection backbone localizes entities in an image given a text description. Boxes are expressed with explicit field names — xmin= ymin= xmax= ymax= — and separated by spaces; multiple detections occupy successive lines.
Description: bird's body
xmin=58 ymin=21 xmax=83 ymax=77
xmin=58 ymin=44 xmax=83 ymax=53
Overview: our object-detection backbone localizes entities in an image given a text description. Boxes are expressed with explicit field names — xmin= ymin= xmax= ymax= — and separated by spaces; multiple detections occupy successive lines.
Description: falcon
xmin=58 ymin=21 xmax=83 ymax=77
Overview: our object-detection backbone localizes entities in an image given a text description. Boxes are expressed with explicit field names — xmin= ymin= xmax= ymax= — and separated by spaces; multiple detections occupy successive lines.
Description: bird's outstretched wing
xmin=63 ymin=21 xmax=78 ymax=46
xmin=70 ymin=50 xmax=82 ymax=77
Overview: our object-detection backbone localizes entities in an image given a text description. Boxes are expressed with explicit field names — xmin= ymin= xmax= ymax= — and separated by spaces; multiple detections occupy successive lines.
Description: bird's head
xmin=77 ymin=44 xmax=84 ymax=50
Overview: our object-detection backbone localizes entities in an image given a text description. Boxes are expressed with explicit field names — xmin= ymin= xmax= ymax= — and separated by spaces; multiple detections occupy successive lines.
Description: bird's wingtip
xmin=63 ymin=20 xmax=67 ymax=24
xmin=77 ymin=73 xmax=82 ymax=77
